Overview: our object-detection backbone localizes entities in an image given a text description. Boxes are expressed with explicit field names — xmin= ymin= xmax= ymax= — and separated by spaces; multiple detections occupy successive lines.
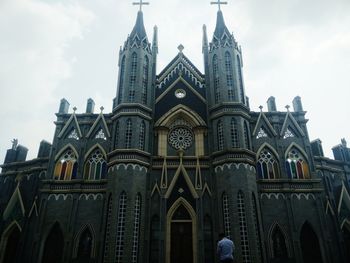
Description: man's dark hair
xmin=219 ymin=233 xmax=225 ymax=239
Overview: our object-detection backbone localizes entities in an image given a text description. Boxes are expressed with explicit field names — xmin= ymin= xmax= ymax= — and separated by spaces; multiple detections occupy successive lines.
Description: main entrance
xmin=167 ymin=198 xmax=196 ymax=263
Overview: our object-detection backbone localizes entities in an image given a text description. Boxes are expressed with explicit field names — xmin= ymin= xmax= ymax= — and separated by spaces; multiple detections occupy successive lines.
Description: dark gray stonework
xmin=1 ymin=7 xmax=349 ymax=263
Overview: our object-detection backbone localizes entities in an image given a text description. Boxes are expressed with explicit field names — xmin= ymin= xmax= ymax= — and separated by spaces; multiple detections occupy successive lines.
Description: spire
xmin=213 ymin=10 xmax=231 ymax=40
xmin=202 ymin=24 xmax=208 ymax=53
xmin=130 ymin=11 xmax=147 ymax=41
xmin=152 ymin=25 xmax=158 ymax=53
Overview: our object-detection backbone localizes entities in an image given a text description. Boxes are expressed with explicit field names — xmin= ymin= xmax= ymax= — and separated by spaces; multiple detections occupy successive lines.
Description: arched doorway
xmin=42 ymin=223 xmax=64 ymax=263
xmin=300 ymin=222 xmax=323 ymax=263
xmin=270 ymin=225 xmax=288 ymax=263
xmin=2 ymin=222 xmax=21 ymax=263
xmin=166 ymin=198 xmax=197 ymax=263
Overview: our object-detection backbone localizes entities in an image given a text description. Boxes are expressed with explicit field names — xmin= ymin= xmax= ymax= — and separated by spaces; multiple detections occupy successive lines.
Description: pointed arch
xmin=166 ymin=197 xmax=198 ymax=263
xmin=222 ymin=192 xmax=231 ymax=237
xmin=217 ymin=120 xmax=224 ymax=151
xmin=300 ymin=221 xmax=323 ymax=263
xmin=225 ymin=51 xmax=234 ymax=101
xmin=54 ymin=144 xmax=79 ymax=161
xmin=237 ymin=191 xmax=251 ymax=263
xmin=268 ymin=222 xmax=291 ymax=259
xmin=285 ymin=143 xmax=310 ymax=179
xmin=139 ymin=121 xmax=146 ymax=151
xmin=115 ymin=191 xmax=127 ymax=263
xmin=129 ymin=52 xmax=138 ymax=102
xmin=54 ymin=146 xmax=78 ymax=180
xmin=114 ymin=121 xmax=120 ymax=148
xmin=84 ymin=145 xmax=107 ymax=180
xmin=237 ymin=54 xmax=245 ymax=104
xmin=230 ymin=118 xmax=239 ymax=148
xmin=142 ymin=55 xmax=149 ymax=104
xmin=118 ymin=56 xmax=126 ymax=103
xmin=256 ymin=144 xmax=281 ymax=179
xmin=125 ymin=119 xmax=133 ymax=149
xmin=41 ymin=222 xmax=64 ymax=263
xmin=213 ymin=54 xmax=220 ymax=103
xmin=243 ymin=121 xmax=250 ymax=149
xmin=72 ymin=224 xmax=96 ymax=259
xmin=132 ymin=193 xmax=142 ymax=263
xmin=0 ymin=221 xmax=22 ymax=263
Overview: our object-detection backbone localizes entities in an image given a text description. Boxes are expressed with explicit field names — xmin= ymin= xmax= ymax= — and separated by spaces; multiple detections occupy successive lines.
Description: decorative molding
xmin=3 ymin=186 xmax=25 ymax=220
xmin=86 ymin=113 xmax=111 ymax=139
xmin=252 ymin=111 xmax=277 ymax=137
xmin=48 ymin=193 xmax=73 ymax=201
xmin=109 ymin=163 xmax=148 ymax=173
xmin=78 ymin=193 xmax=104 ymax=201
xmin=28 ymin=197 xmax=39 ymax=218
xmin=260 ymin=193 xmax=286 ymax=200
xmin=215 ymin=163 xmax=256 ymax=173
xmin=151 ymin=181 xmax=161 ymax=197
xmin=291 ymin=193 xmax=316 ymax=200
xmin=72 ymin=223 xmax=96 ymax=258
xmin=58 ymin=113 xmax=83 ymax=138
xmin=280 ymin=111 xmax=305 ymax=137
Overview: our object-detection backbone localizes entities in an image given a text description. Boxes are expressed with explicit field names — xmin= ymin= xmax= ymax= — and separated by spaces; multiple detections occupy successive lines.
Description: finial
xmin=259 ymin=105 xmax=263 ymax=112
xmin=73 ymin=106 xmax=77 ymax=113
xmin=178 ymin=44 xmax=184 ymax=53
xmin=341 ymin=138 xmax=347 ymax=147
xmin=132 ymin=0 xmax=149 ymax=12
xmin=210 ymin=0 xmax=228 ymax=11
xmin=285 ymin=105 xmax=290 ymax=112
xmin=100 ymin=106 xmax=104 ymax=113
xmin=11 ymin=139 xmax=18 ymax=150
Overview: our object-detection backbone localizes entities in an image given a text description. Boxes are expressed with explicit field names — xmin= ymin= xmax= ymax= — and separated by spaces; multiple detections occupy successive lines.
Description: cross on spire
xmin=210 ymin=0 xmax=228 ymax=11
xmin=133 ymin=0 xmax=150 ymax=11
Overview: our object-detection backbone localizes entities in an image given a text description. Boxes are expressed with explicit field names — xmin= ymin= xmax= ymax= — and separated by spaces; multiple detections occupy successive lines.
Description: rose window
xmin=168 ymin=127 xmax=193 ymax=150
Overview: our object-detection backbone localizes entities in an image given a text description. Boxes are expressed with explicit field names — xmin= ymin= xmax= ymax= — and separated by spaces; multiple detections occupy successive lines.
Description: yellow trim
xmin=156 ymin=76 xmax=206 ymax=104
xmin=165 ymin=164 xmax=199 ymax=199
xmin=166 ymin=197 xmax=198 ymax=263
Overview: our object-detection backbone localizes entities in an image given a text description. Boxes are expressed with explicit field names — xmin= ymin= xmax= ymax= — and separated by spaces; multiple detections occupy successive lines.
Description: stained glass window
xmin=231 ymin=118 xmax=239 ymax=148
xmin=217 ymin=121 xmax=224 ymax=151
xmin=257 ymin=149 xmax=280 ymax=179
xmin=285 ymin=148 xmax=309 ymax=179
xmin=54 ymin=149 xmax=78 ymax=180
xmin=84 ymin=149 xmax=107 ymax=180
xmin=125 ymin=119 xmax=132 ymax=149
xmin=213 ymin=55 xmax=220 ymax=103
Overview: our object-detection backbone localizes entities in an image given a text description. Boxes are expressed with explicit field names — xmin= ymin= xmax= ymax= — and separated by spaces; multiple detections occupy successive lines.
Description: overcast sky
xmin=0 ymin=0 xmax=349 ymax=164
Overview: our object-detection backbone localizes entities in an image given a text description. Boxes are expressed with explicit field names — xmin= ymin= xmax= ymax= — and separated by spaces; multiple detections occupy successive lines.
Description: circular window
xmin=168 ymin=127 xmax=193 ymax=150
xmin=175 ymin=89 xmax=186 ymax=99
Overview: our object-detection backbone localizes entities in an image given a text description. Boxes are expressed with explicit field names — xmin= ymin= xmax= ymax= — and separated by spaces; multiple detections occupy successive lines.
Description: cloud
xmin=0 ymin=0 xmax=94 ymax=161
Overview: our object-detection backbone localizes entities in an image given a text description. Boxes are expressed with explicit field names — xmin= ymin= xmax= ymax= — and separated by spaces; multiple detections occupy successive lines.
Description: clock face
xmin=175 ymin=89 xmax=186 ymax=99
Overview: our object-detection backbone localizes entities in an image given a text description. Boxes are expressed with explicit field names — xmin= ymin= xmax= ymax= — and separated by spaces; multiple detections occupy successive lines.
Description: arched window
xmin=217 ymin=120 xmax=224 ymax=151
xmin=129 ymin=53 xmax=137 ymax=102
xmin=77 ymin=228 xmax=93 ymax=259
xmin=222 ymin=193 xmax=231 ymax=237
xmin=271 ymin=225 xmax=288 ymax=260
xmin=139 ymin=121 xmax=146 ymax=151
xmin=225 ymin=52 xmax=234 ymax=101
xmin=132 ymin=194 xmax=141 ymax=263
xmin=42 ymin=223 xmax=64 ymax=263
xmin=102 ymin=195 xmax=113 ymax=262
xmin=257 ymin=148 xmax=280 ymax=179
xmin=204 ymin=215 xmax=214 ymax=263
xmin=125 ymin=119 xmax=132 ymax=149
xmin=114 ymin=121 xmax=119 ymax=148
xmin=238 ymin=191 xmax=251 ymax=263
xmin=54 ymin=149 xmax=78 ymax=180
xmin=116 ymin=192 xmax=127 ymax=263
xmin=84 ymin=149 xmax=107 ymax=180
xmin=237 ymin=55 xmax=245 ymax=104
xmin=231 ymin=118 xmax=239 ymax=148
xmin=213 ymin=55 xmax=220 ymax=103
xmin=285 ymin=148 xmax=309 ymax=179
xmin=118 ymin=56 xmax=126 ymax=104
xmin=300 ymin=222 xmax=322 ymax=262
xmin=142 ymin=56 xmax=149 ymax=104
xmin=252 ymin=193 xmax=263 ymax=262
xmin=244 ymin=121 xmax=250 ymax=149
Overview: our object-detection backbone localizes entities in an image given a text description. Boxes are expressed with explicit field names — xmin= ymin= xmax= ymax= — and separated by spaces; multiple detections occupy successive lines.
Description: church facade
xmin=1 ymin=6 xmax=350 ymax=263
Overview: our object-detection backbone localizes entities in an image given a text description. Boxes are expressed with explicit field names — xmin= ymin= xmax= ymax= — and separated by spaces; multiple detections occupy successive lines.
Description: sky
xmin=0 ymin=0 xmax=350 ymax=164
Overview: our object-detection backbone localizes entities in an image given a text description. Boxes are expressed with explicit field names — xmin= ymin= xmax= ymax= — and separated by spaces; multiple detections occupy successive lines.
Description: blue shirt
xmin=217 ymin=237 xmax=234 ymax=260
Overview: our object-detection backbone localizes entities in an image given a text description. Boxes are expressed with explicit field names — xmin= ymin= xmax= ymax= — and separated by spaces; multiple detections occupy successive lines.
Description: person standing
xmin=217 ymin=233 xmax=235 ymax=263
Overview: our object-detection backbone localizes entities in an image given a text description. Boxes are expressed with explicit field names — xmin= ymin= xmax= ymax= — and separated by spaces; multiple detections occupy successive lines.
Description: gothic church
xmin=1 ymin=3 xmax=350 ymax=263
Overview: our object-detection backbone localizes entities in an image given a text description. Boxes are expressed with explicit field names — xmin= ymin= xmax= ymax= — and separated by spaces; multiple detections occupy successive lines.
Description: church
xmin=0 ymin=1 xmax=350 ymax=263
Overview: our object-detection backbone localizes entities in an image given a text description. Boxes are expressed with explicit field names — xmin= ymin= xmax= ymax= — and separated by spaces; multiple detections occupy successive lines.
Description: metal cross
xmin=132 ymin=0 xmax=150 ymax=11
xmin=210 ymin=0 xmax=228 ymax=11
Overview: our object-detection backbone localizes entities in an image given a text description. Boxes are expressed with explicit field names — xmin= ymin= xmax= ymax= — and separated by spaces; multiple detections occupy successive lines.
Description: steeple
xmin=130 ymin=11 xmax=148 ymax=41
xmin=213 ymin=10 xmax=231 ymax=41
